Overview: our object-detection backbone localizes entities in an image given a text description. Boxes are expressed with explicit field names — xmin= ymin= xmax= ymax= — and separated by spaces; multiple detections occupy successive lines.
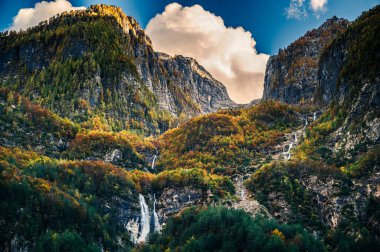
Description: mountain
xmin=0 ymin=4 xmax=379 ymax=252
xmin=251 ymin=6 xmax=380 ymax=251
xmin=262 ymin=17 xmax=350 ymax=104
xmin=263 ymin=6 xmax=380 ymax=157
xmin=0 ymin=4 xmax=234 ymax=135
xmin=317 ymin=6 xmax=380 ymax=157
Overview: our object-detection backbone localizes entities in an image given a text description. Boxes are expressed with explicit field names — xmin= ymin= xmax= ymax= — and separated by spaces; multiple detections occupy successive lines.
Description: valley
xmin=0 ymin=3 xmax=379 ymax=252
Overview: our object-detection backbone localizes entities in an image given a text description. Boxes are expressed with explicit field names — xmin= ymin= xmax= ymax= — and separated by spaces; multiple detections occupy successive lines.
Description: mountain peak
xmin=0 ymin=4 xmax=234 ymax=134
xmin=262 ymin=15 xmax=350 ymax=104
xmin=320 ymin=15 xmax=350 ymax=30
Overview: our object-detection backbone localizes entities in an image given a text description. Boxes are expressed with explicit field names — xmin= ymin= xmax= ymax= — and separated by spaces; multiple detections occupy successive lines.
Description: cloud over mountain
xmin=8 ymin=0 xmax=84 ymax=31
xmin=286 ymin=0 xmax=328 ymax=19
xmin=286 ymin=0 xmax=308 ymax=20
xmin=146 ymin=3 xmax=269 ymax=103
xmin=311 ymin=0 xmax=328 ymax=12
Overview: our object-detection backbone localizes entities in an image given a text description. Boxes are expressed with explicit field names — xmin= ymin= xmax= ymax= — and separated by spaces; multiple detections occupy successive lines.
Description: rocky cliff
xmin=262 ymin=6 xmax=380 ymax=158
xmin=262 ymin=17 xmax=350 ymax=104
xmin=318 ymin=6 xmax=380 ymax=157
xmin=0 ymin=4 xmax=234 ymax=135
xmin=252 ymin=6 xmax=380 ymax=244
xmin=1 ymin=4 xmax=380 ymax=252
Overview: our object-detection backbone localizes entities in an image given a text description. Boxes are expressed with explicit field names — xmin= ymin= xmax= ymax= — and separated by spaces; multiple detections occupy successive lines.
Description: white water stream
xmin=136 ymin=194 xmax=150 ymax=243
xmin=151 ymin=155 xmax=157 ymax=170
xmin=281 ymin=112 xmax=319 ymax=160
xmin=127 ymin=193 xmax=162 ymax=244
xmin=152 ymin=194 xmax=161 ymax=232
xmin=283 ymin=143 xmax=293 ymax=160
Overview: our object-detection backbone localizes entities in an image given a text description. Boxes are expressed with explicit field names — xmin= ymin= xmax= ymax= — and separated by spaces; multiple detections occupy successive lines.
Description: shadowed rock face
xmin=136 ymin=52 xmax=235 ymax=119
xmin=262 ymin=17 xmax=350 ymax=105
xmin=0 ymin=4 xmax=235 ymax=134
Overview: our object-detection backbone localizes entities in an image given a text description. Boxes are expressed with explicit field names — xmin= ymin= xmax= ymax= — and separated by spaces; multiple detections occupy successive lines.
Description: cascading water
xmin=152 ymin=194 xmax=161 ymax=233
xmin=280 ymin=114 xmax=313 ymax=161
xmin=111 ymin=150 xmax=117 ymax=161
xmin=136 ymin=194 xmax=150 ymax=243
xmin=151 ymin=154 xmax=157 ymax=170
xmin=283 ymin=143 xmax=293 ymax=160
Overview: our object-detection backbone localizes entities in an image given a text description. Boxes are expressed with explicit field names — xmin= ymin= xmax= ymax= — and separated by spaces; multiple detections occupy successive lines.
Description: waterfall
xmin=152 ymin=194 xmax=161 ymax=233
xmin=127 ymin=194 xmax=161 ymax=244
xmin=110 ymin=150 xmax=117 ymax=162
xmin=136 ymin=194 xmax=150 ymax=243
xmin=294 ymin=133 xmax=298 ymax=143
xmin=283 ymin=143 xmax=293 ymax=160
xmin=151 ymin=154 xmax=157 ymax=170
xmin=313 ymin=112 xmax=317 ymax=121
xmin=305 ymin=117 xmax=308 ymax=127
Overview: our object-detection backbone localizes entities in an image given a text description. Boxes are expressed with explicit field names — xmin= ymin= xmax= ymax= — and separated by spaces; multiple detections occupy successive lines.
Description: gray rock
xmin=262 ymin=17 xmax=350 ymax=104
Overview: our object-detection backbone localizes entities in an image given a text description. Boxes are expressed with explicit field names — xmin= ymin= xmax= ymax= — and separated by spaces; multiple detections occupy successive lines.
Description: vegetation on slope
xmin=326 ymin=5 xmax=380 ymax=99
xmin=0 ymin=5 xmax=379 ymax=251
xmin=0 ymin=5 xmax=175 ymax=134
xmin=156 ymin=101 xmax=302 ymax=175
xmin=141 ymin=207 xmax=325 ymax=252
xmin=0 ymin=146 xmax=234 ymax=251
xmin=0 ymin=88 xmax=79 ymax=156
xmin=245 ymin=157 xmax=380 ymax=252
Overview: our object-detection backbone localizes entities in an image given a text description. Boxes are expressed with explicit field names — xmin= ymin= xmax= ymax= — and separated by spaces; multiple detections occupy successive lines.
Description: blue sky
xmin=0 ymin=0 xmax=378 ymax=55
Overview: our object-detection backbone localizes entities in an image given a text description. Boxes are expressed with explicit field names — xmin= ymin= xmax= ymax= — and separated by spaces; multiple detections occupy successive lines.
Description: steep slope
xmin=0 ymin=4 xmax=379 ymax=252
xmin=0 ymin=4 xmax=234 ymax=135
xmin=316 ymin=6 xmax=380 ymax=156
xmin=262 ymin=17 xmax=349 ymax=104
xmin=245 ymin=6 xmax=380 ymax=250
xmin=262 ymin=5 xmax=380 ymax=159
xmin=0 ymin=146 xmax=233 ymax=251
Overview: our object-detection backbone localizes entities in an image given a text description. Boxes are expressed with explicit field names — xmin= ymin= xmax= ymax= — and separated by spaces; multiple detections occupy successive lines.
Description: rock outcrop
xmin=262 ymin=17 xmax=349 ymax=104
xmin=0 ymin=4 xmax=235 ymax=134
xmin=318 ymin=6 xmax=380 ymax=156
xmin=263 ymin=6 xmax=380 ymax=157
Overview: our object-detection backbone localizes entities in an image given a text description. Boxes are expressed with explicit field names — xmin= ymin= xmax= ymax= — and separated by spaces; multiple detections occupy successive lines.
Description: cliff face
xmin=0 ymin=4 xmax=234 ymax=134
xmin=262 ymin=17 xmax=350 ymax=104
xmin=263 ymin=7 xmax=380 ymax=156
xmin=253 ymin=6 xmax=380 ymax=238
xmin=1 ymin=4 xmax=380 ymax=251
xmin=319 ymin=6 xmax=380 ymax=156
xmin=135 ymin=51 xmax=233 ymax=118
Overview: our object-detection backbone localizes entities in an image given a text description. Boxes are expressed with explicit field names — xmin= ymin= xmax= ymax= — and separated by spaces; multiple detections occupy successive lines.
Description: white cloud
xmin=286 ymin=0 xmax=328 ymax=19
xmin=310 ymin=0 xmax=328 ymax=17
xmin=8 ymin=0 xmax=84 ymax=31
xmin=286 ymin=0 xmax=308 ymax=20
xmin=146 ymin=3 xmax=269 ymax=103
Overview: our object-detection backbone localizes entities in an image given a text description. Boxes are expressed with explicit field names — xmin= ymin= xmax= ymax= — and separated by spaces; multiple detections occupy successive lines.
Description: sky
xmin=0 ymin=0 xmax=378 ymax=103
